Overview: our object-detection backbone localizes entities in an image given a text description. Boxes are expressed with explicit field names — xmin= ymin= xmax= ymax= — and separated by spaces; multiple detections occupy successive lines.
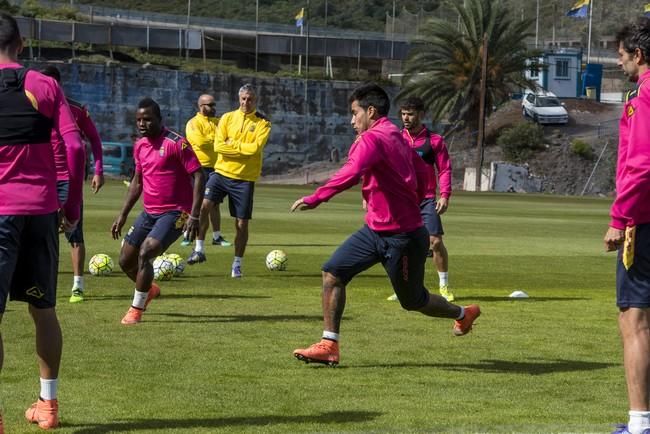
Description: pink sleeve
xmin=178 ymin=138 xmax=202 ymax=174
xmin=76 ymin=108 xmax=104 ymax=176
xmin=304 ymin=136 xmax=378 ymax=206
xmin=610 ymin=94 xmax=650 ymax=229
xmin=431 ymin=135 xmax=452 ymax=198
xmin=61 ymin=130 xmax=85 ymax=222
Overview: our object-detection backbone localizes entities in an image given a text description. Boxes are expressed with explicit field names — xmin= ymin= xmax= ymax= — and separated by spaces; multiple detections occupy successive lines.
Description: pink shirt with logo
xmin=402 ymin=127 xmax=452 ymax=200
xmin=610 ymin=69 xmax=650 ymax=229
xmin=0 ymin=63 xmax=84 ymax=220
xmin=303 ymin=116 xmax=427 ymax=233
xmin=134 ymin=128 xmax=201 ymax=215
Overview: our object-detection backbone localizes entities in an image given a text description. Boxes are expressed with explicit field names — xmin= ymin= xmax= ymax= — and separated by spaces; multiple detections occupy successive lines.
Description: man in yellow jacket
xmin=187 ymin=84 xmax=271 ymax=278
xmin=182 ymin=94 xmax=231 ymax=247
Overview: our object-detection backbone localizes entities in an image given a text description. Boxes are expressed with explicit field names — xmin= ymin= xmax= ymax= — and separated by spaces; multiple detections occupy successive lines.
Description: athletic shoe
xmin=186 ymin=250 xmax=206 ymax=265
xmin=121 ymin=306 xmax=143 ymax=325
xmin=180 ymin=238 xmax=191 ymax=247
xmin=386 ymin=294 xmax=398 ymax=301
xmin=69 ymin=288 xmax=84 ymax=303
xmin=611 ymin=424 xmax=650 ymax=434
xmin=293 ymin=339 xmax=339 ymax=366
xmin=231 ymin=264 xmax=242 ymax=278
xmin=453 ymin=304 xmax=481 ymax=336
xmin=212 ymin=236 xmax=232 ymax=246
xmin=439 ymin=285 xmax=455 ymax=302
xmin=144 ymin=283 xmax=160 ymax=310
xmin=25 ymin=398 xmax=59 ymax=430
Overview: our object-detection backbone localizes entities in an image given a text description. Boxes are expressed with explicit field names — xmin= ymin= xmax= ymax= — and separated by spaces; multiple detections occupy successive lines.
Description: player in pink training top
xmin=41 ymin=65 xmax=105 ymax=304
xmin=0 ymin=12 xmax=85 ymax=431
xmin=606 ymin=18 xmax=650 ymax=434
xmin=290 ymin=84 xmax=480 ymax=366
xmin=111 ymin=97 xmax=204 ymax=326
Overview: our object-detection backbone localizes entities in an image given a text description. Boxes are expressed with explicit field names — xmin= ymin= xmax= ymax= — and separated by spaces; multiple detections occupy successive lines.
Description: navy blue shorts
xmin=420 ymin=198 xmax=444 ymax=236
xmin=204 ymin=172 xmax=254 ymax=219
xmin=617 ymin=223 xmax=650 ymax=308
xmin=64 ymin=201 xmax=84 ymax=244
xmin=124 ymin=211 xmax=187 ymax=252
xmin=201 ymin=166 xmax=215 ymax=179
xmin=322 ymin=225 xmax=430 ymax=310
xmin=0 ymin=213 xmax=59 ymax=313
xmin=56 ymin=180 xmax=69 ymax=205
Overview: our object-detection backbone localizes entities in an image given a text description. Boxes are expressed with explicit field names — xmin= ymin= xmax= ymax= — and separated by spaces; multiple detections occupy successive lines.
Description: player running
xmin=111 ymin=97 xmax=204 ymax=325
xmin=41 ymin=65 xmax=105 ymax=304
xmin=0 ymin=12 xmax=85 ymax=430
xmin=291 ymin=84 xmax=480 ymax=366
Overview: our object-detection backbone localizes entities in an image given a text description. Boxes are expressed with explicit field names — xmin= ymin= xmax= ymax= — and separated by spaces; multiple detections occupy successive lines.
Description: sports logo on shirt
xmin=159 ymin=147 xmax=165 ymax=157
xmin=181 ymin=140 xmax=189 ymax=150
xmin=26 ymin=286 xmax=45 ymax=299
xmin=249 ymin=124 xmax=256 ymax=132
xmin=627 ymin=104 xmax=636 ymax=118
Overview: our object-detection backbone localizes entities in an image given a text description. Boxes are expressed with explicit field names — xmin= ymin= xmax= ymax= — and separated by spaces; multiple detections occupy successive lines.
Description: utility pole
xmin=185 ymin=0 xmax=191 ymax=60
xmin=535 ymin=0 xmax=540 ymax=48
xmin=587 ymin=0 xmax=594 ymax=63
xmin=255 ymin=0 xmax=259 ymax=72
xmin=475 ymin=33 xmax=488 ymax=192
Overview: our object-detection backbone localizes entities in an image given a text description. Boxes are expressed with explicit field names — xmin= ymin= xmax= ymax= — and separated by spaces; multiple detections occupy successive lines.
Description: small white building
xmin=525 ymin=48 xmax=583 ymax=98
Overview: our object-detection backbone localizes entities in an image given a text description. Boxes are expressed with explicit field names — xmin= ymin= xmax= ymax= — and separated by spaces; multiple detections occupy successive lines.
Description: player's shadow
xmin=456 ymin=296 xmax=590 ymax=302
xmin=346 ymin=358 xmax=615 ymax=375
xmin=67 ymin=410 xmax=382 ymax=433
xmin=146 ymin=312 xmax=330 ymax=323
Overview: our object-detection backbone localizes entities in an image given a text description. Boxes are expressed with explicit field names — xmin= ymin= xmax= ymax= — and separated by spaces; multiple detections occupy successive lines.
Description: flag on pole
xmin=295 ymin=8 xmax=304 ymax=28
xmin=645 ymin=3 xmax=650 ymax=17
xmin=566 ymin=0 xmax=590 ymax=18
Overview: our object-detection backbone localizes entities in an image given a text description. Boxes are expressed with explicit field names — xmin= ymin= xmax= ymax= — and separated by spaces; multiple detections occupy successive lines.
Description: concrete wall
xmin=24 ymin=61 xmax=371 ymax=175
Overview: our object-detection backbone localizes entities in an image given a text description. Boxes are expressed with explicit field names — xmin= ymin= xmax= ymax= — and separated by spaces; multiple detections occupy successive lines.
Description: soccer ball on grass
xmin=265 ymin=250 xmax=288 ymax=271
xmin=164 ymin=253 xmax=185 ymax=277
xmin=153 ymin=255 xmax=175 ymax=281
xmin=88 ymin=253 xmax=114 ymax=276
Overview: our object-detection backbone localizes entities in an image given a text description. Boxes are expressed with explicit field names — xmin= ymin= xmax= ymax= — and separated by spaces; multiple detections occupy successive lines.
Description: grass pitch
xmin=2 ymin=181 xmax=624 ymax=433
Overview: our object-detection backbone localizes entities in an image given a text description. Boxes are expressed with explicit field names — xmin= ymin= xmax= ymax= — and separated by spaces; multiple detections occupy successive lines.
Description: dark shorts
xmin=322 ymin=225 xmax=430 ymax=310
xmin=56 ymin=180 xmax=69 ymax=206
xmin=201 ymin=166 xmax=215 ymax=179
xmin=617 ymin=223 xmax=650 ymax=309
xmin=420 ymin=198 xmax=444 ymax=236
xmin=0 ymin=213 xmax=59 ymax=313
xmin=124 ymin=211 xmax=187 ymax=252
xmin=64 ymin=201 xmax=84 ymax=244
xmin=204 ymin=172 xmax=255 ymax=220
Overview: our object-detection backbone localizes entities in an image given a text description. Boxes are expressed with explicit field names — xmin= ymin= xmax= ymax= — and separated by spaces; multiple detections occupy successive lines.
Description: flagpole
xmin=587 ymin=0 xmax=593 ymax=64
xmin=298 ymin=19 xmax=303 ymax=75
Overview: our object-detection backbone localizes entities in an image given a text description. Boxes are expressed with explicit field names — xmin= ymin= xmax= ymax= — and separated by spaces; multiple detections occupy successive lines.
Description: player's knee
xmin=322 ymin=271 xmax=342 ymax=290
xmin=430 ymin=236 xmax=444 ymax=252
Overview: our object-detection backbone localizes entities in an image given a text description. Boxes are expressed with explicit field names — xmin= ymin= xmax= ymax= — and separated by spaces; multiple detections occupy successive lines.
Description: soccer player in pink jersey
xmin=291 ymin=84 xmax=480 ymax=366
xmin=41 ymin=65 xmax=105 ymax=304
xmin=0 ymin=13 xmax=85 ymax=430
xmin=607 ymin=18 xmax=650 ymax=434
xmin=111 ymin=98 xmax=204 ymax=325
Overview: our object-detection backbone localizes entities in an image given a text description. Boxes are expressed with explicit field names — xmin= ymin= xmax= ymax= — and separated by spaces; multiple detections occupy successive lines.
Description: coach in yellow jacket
xmin=187 ymin=84 xmax=271 ymax=278
xmin=183 ymin=94 xmax=231 ymax=248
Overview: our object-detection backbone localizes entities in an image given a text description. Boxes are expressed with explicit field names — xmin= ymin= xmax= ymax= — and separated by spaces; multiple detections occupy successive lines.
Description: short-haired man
xmin=291 ymin=83 xmax=480 ymax=366
xmin=187 ymin=84 xmax=271 ymax=278
xmin=41 ymin=65 xmax=106 ymax=304
xmin=0 ymin=12 xmax=85 ymax=430
xmin=111 ymin=97 xmax=204 ymax=325
xmin=395 ymin=96 xmax=454 ymax=301
xmin=181 ymin=94 xmax=231 ymax=247
xmin=607 ymin=17 xmax=650 ymax=434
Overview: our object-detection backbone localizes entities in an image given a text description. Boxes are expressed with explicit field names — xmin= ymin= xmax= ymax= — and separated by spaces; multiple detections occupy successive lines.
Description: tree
xmin=397 ymin=0 xmax=537 ymax=136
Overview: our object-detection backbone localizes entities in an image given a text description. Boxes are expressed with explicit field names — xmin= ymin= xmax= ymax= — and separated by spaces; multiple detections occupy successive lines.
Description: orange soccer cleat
xmin=453 ymin=304 xmax=481 ymax=336
xmin=121 ymin=306 xmax=143 ymax=325
xmin=293 ymin=339 xmax=340 ymax=366
xmin=25 ymin=398 xmax=59 ymax=430
xmin=144 ymin=283 xmax=160 ymax=310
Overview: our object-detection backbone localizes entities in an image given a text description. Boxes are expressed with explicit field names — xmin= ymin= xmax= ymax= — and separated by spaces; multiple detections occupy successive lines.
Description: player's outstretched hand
xmin=291 ymin=198 xmax=313 ymax=212
xmin=111 ymin=215 xmax=127 ymax=240
xmin=185 ymin=217 xmax=200 ymax=241
xmin=604 ymin=226 xmax=625 ymax=252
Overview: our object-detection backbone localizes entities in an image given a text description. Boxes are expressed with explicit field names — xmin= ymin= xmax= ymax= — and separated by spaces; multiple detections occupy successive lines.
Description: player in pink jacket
xmin=291 ymin=84 xmax=480 ymax=366
xmin=607 ymin=18 xmax=650 ymax=434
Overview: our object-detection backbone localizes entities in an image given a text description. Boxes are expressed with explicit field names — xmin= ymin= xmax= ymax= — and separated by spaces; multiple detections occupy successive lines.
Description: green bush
xmin=570 ymin=139 xmax=594 ymax=159
xmin=497 ymin=122 xmax=545 ymax=162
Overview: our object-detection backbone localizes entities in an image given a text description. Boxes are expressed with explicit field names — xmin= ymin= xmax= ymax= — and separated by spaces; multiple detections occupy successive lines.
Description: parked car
xmin=522 ymin=90 xmax=569 ymax=125
xmin=93 ymin=141 xmax=134 ymax=178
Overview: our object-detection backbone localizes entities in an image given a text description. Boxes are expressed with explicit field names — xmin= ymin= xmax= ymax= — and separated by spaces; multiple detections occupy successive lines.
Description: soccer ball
xmin=164 ymin=253 xmax=185 ymax=277
xmin=153 ymin=255 xmax=175 ymax=281
xmin=88 ymin=253 xmax=113 ymax=276
xmin=265 ymin=250 xmax=288 ymax=271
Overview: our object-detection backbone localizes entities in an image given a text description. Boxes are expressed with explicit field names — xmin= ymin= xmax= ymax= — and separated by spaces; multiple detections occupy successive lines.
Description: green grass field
xmin=2 ymin=181 xmax=626 ymax=433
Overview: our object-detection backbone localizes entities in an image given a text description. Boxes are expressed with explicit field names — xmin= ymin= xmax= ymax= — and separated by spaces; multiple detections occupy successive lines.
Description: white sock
xmin=322 ymin=331 xmax=339 ymax=341
xmin=73 ymin=275 xmax=84 ymax=290
xmin=132 ymin=289 xmax=148 ymax=309
xmin=438 ymin=272 xmax=449 ymax=287
xmin=40 ymin=378 xmax=58 ymax=401
xmin=213 ymin=231 xmax=221 ymax=239
xmin=456 ymin=306 xmax=465 ymax=320
xmin=195 ymin=240 xmax=205 ymax=253
xmin=233 ymin=256 xmax=242 ymax=266
xmin=628 ymin=411 xmax=650 ymax=434
xmin=183 ymin=230 xmax=189 ymax=239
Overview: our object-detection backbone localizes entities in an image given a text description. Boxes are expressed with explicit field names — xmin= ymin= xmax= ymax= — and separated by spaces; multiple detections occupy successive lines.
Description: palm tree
xmin=398 ymin=0 xmax=538 ymax=136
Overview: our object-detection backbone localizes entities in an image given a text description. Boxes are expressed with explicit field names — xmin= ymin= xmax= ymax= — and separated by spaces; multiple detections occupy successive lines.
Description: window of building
xmin=555 ymin=59 xmax=570 ymax=78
